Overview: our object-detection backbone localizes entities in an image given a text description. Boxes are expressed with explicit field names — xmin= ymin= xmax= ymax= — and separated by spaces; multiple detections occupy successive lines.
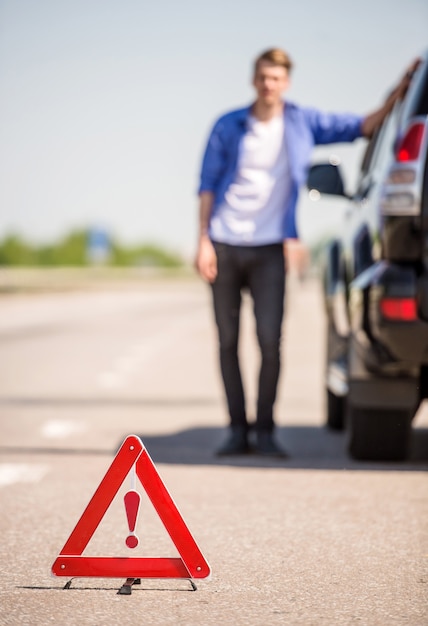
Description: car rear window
xmin=401 ymin=58 xmax=428 ymax=121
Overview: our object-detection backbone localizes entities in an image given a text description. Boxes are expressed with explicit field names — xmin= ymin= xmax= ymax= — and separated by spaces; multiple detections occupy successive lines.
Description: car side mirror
xmin=307 ymin=163 xmax=348 ymax=198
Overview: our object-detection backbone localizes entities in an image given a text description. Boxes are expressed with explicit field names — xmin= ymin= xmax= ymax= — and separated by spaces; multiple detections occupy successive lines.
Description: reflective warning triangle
xmin=51 ymin=435 xmax=211 ymax=580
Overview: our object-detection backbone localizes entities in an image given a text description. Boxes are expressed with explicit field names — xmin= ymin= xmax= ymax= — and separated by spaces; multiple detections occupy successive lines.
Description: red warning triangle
xmin=51 ymin=435 xmax=211 ymax=580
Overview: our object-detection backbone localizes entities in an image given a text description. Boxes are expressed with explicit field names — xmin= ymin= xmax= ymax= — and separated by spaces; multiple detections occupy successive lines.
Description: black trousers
xmin=211 ymin=242 xmax=286 ymax=432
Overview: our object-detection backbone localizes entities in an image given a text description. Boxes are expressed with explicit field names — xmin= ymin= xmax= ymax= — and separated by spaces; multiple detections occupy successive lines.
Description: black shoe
xmin=255 ymin=432 xmax=288 ymax=458
xmin=216 ymin=428 xmax=249 ymax=456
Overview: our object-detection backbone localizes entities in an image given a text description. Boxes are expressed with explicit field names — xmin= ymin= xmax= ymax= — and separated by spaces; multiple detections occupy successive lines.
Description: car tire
xmin=348 ymin=406 xmax=412 ymax=461
xmin=326 ymin=389 xmax=345 ymax=431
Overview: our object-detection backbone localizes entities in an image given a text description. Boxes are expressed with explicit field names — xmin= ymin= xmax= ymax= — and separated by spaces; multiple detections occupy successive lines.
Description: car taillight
xmin=380 ymin=297 xmax=418 ymax=321
xmin=396 ymin=122 xmax=425 ymax=162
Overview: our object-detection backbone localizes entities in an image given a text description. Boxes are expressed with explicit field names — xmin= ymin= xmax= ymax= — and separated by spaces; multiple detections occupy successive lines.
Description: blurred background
xmin=0 ymin=0 xmax=427 ymax=272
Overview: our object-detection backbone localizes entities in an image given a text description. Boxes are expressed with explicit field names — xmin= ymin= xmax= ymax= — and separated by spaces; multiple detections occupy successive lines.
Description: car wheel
xmin=326 ymin=389 xmax=345 ymax=431
xmin=348 ymin=406 xmax=412 ymax=461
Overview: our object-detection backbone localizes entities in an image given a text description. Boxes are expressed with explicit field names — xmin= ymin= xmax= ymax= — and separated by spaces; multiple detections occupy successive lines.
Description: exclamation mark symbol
xmin=124 ymin=490 xmax=141 ymax=548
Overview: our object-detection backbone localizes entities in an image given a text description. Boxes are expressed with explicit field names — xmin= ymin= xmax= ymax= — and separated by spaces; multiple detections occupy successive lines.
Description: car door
xmin=342 ymin=104 xmax=402 ymax=282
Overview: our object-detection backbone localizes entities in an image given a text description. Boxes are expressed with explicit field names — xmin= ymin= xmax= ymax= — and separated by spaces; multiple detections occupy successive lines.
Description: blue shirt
xmin=198 ymin=101 xmax=363 ymax=240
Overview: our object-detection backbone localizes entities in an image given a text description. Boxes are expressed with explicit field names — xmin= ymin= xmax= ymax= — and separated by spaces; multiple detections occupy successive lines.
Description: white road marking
xmin=97 ymin=371 xmax=124 ymax=389
xmin=95 ymin=311 xmax=203 ymax=391
xmin=41 ymin=419 xmax=87 ymax=439
xmin=97 ymin=351 xmax=146 ymax=389
xmin=0 ymin=463 xmax=49 ymax=487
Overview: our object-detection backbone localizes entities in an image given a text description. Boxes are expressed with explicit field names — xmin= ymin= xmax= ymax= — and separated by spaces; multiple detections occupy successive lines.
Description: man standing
xmin=195 ymin=48 xmax=416 ymax=457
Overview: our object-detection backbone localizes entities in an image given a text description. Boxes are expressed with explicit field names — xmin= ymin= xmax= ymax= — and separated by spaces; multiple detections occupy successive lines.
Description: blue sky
xmin=0 ymin=0 xmax=427 ymax=256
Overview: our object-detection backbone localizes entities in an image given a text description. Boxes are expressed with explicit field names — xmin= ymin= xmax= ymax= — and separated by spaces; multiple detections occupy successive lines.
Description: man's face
xmin=253 ymin=61 xmax=289 ymax=105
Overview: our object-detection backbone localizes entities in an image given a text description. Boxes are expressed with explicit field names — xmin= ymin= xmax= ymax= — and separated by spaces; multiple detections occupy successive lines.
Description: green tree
xmin=111 ymin=243 xmax=183 ymax=268
xmin=0 ymin=234 xmax=35 ymax=266
xmin=0 ymin=229 xmax=184 ymax=268
xmin=53 ymin=230 xmax=88 ymax=265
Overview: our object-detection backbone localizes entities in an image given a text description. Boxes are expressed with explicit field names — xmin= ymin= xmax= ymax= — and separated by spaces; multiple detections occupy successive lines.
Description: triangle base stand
xmin=62 ymin=577 xmax=197 ymax=595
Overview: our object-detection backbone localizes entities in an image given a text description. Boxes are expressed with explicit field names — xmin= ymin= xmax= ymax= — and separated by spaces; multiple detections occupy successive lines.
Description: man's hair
xmin=254 ymin=48 xmax=293 ymax=75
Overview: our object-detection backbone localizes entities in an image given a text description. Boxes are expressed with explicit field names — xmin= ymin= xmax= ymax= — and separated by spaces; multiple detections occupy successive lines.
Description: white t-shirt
xmin=210 ymin=114 xmax=291 ymax=245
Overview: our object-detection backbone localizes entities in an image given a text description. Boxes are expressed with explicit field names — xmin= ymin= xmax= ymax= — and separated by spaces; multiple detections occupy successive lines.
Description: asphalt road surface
xmin=0 ymin=274 xmax=427 ymax=625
